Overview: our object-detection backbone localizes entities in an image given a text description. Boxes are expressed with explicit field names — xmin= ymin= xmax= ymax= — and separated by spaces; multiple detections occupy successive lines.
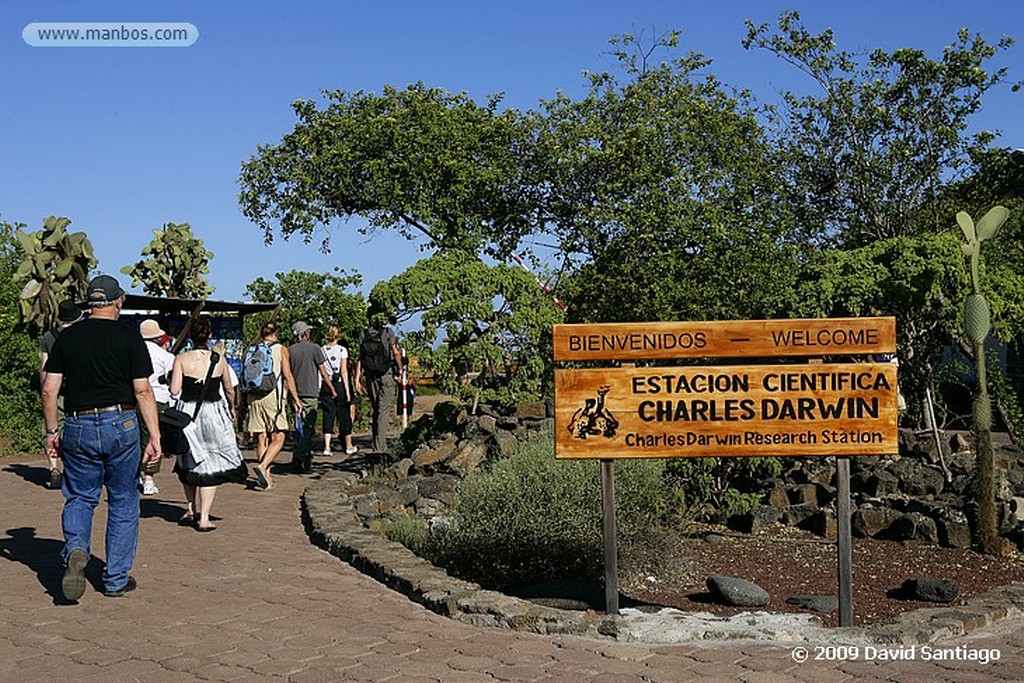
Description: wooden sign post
xmin=552 ymin=317 xmax=897 ymax=625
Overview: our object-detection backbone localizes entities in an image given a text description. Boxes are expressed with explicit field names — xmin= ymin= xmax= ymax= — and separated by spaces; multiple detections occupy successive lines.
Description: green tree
xmin=746 ymin=13 xmax=1024 ymax=436
xmin=744 ymin=10 xmax=1020 ymax=247
xmin=369 ymin=251 xmax=564 ymax=406
xmin=0 ymin=221 xmax=49 ymax=452
xmin=792 ymin=233 xmax=969 ymax=423
xmin=238 ymin=83 xmax=540 ymax=257
xmin=14 ymin=216 xmax=96 ymax=335
xmin=121 ymin=222 xmax=214 ymax=298
xmin=539 ymin=31 xmax=802 ymax=324
xmin=243 ymin=268 xmax=367 ymax=345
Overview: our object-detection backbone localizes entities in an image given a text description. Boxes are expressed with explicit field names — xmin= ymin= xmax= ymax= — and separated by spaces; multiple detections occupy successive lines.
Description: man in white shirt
xmin=139 ymin=319 xmax=176 ymax=495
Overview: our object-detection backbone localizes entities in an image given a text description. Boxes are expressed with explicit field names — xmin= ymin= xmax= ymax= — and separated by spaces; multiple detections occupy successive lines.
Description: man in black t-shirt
xmin=42 ymin=275 xmax=161 ymax=602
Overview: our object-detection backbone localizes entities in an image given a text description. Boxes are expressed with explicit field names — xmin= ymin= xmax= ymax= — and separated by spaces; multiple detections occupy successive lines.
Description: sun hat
xmin=139 ymin=319 xmax=166 ymax=340
xmin=57 ymin=299 xmax=83 ymax=324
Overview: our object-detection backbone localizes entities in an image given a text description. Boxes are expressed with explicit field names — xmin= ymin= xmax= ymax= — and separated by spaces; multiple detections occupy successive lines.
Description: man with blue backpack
xmin=354 ymin=310 xmax=403 ymax=456
xmin=243 ymin=321 xmax=301 ymax=490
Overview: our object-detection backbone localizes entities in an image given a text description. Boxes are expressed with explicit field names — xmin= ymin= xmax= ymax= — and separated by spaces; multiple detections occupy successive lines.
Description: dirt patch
xmin=622 ymin=523 xmax=1024 ymax=628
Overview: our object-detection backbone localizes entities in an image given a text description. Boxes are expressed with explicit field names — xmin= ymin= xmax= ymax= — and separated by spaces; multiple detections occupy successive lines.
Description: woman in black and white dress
xmin=168 ymin=317 xmax=248 ymax=531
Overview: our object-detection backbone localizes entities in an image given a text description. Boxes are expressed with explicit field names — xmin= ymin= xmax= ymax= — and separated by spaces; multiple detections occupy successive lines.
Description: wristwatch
xmin=45 ymin=428 xmax=59 ymax=435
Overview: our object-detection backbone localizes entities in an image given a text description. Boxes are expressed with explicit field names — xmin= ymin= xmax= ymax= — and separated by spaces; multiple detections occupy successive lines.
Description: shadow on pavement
xmin=3 ymin=463 xmax=53 ymax=490
xmin=140 ymin=497 xmax=190 ymax=524
xmin=0 ymin=526 xmax=101 ymax=605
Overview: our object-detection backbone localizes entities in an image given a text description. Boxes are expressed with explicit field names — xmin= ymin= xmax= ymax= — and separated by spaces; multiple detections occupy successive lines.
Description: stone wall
xmin=347 ymin=400 xmax=553 ymax=531
xmin=726 ymin=430 xmax=1024 ymax=551
xmin=350 ymin=399 xmax=1024 ymax=553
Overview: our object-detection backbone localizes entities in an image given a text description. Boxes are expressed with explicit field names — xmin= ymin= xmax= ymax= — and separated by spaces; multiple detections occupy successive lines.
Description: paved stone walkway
xmin=3 ymin=445 xmax=1023 ymax=682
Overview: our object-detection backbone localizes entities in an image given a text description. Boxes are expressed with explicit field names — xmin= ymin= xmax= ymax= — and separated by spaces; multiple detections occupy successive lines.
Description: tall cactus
xmin=957 ymin=205 xmax=1009 ymax=555
xmin=14 ymin=216 xmax=97 ymax=335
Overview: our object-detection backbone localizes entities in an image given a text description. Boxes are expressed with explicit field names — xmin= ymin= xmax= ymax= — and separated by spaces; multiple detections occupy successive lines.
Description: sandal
xmin=177 ymin=513 xmax=196 ymax=526
xmin=253 ymin=464 xmax=269 ymax=489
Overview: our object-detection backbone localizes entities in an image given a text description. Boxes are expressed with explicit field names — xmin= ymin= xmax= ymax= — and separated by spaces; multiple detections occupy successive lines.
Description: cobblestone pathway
xmin=2 ymin=447 xmax=1022 ymax=682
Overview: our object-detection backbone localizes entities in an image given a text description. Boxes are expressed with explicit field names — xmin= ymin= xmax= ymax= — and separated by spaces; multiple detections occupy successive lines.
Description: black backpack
xmin=360 ymin=328 xmax=391 ymax=378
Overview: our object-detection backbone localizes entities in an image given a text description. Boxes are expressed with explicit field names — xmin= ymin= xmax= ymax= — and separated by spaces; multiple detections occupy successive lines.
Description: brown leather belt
xmin=67 ymin=403 xmax=135 ymax=417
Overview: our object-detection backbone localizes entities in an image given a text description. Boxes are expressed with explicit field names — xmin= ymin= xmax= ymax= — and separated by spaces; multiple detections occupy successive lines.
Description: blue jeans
xmin=60 ymin=409 xmax=142 ymax=592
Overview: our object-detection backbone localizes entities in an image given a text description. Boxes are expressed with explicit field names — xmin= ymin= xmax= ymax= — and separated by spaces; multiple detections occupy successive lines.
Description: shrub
xmin=0 ymin=221 xmax=44 ymax=454
xmin=426 ymin=430 xmax=670 ymax=591
xmin=663 ymin=456 xmax=782 ymax=520
xmin=380 ymin=514 xmax=429 ymax=556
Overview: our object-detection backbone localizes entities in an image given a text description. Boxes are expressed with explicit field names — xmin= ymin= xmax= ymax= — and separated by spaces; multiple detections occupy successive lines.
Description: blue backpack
xmin=242 ymin=341 xmax=277 ymax=394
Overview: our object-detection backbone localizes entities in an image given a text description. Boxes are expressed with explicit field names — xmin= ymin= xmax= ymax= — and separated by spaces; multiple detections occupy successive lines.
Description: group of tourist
xmin=41 ymin=273 xmax=404 ymax=602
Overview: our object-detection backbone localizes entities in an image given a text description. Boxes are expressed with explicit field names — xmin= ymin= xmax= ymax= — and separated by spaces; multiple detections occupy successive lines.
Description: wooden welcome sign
xmin=554 ymin=317 xmax=898 ymax=459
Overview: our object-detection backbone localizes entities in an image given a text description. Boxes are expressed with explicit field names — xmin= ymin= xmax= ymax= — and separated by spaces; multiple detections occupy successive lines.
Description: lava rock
xmin=706 ymin=574 xmax=770 ymax=607
xmin=883 ymin=512 xmax=939 ymax=544
xmin=785 ymin=595 xmax=839 ymax=613
xmin=900 ymin=577 xmax=959 ymax=603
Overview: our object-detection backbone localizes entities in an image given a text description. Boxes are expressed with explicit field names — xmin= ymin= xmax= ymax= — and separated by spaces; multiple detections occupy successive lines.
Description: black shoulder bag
xmin=159 ymin=352 xmax=220 ymax=457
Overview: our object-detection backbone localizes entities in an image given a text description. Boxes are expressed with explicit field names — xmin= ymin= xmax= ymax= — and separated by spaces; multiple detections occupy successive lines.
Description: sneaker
xmin=142 ymin=479 xmax=159 ymax=495
xmin=48 ymin=468 xmax=62 ymax=490
xmin=104 ymin=576 xmax=137 ymax=597
xmin=322 ymin=449 xmax=331 ymax=457
xmin=61 ymin=548 xmax=88 ymax=602
xmin=345 ymin=446 xmax=358 ymax=455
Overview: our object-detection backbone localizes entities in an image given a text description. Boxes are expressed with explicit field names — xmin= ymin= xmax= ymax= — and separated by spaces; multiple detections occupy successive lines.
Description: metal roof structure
xmin=122 ymin=293 xmax=279 ymax=315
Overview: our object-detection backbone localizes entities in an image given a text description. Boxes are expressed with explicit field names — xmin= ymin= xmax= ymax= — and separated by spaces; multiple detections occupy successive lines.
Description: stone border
xmin=303 ymin=470 xmax=1024 ymax=644
xmin=303 ymin=470 xmax=621 ymax=638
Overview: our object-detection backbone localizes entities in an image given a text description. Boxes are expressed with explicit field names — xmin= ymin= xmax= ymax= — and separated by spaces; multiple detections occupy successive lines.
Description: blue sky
xmin=3 ymin=1 xmax=1022 ymax=303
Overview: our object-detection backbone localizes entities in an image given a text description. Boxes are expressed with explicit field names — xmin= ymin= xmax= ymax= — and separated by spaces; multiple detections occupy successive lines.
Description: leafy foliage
xmin=664 ymin=457 xmax=782 ymax=520
xmin=369 ymin=252 xmax=563 ymax=405
xmin=792 ymin=233 xmax=969 ymax=423
xmin=745 ymin=10 xmax=1020 ymax=247
xmin=541 ymin=31 xmax=801 ymax=323
xmin=14 ymin=216 xmax=96 ymax=335
xmin=120 ymin=222 xmax=214 ymax=298
xmin=425 ymin=430 xmax=668 ymax=590
xmin=238 ymin=83 xmax=539 ymax=257
xmin=0 ymin=221 xmax=49 ymax=452
xmin=244 ymin=268 xmax=367 ymax=345
xmin=235 ymin=20 xmax=1024 ymax=443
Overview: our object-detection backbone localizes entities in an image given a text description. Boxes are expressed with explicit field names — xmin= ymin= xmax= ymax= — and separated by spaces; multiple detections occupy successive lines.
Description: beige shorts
xmin=246 ymin=391 xmax=288 ymax=433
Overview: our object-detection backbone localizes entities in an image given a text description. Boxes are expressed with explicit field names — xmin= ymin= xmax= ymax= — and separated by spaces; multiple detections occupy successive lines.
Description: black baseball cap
xmin=86 ymin=274 xmax=125 ymax=306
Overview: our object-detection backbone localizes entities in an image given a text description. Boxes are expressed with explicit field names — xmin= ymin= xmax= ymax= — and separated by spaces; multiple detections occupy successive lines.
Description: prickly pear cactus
xmin=14 ymin=216 xmax=97 ymax=335
xmin=957 ymin=205 xmax=1009 ymax=556
xmin=120 ymin=222 xmax=214 ymax=299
